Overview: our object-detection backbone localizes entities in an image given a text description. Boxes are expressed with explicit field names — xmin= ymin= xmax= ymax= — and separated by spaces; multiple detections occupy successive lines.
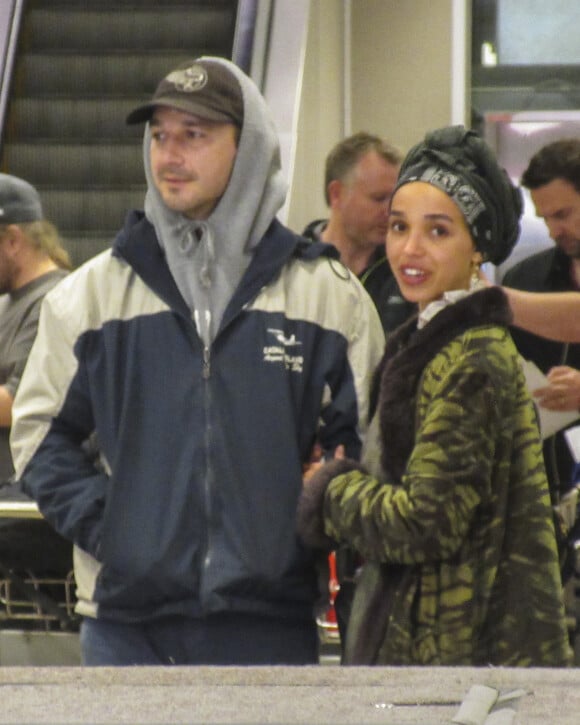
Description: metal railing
xmin=0 ymin=570 xmax=77 ymax=628
xmin=0 ymin=0 xmax=25 ymax=151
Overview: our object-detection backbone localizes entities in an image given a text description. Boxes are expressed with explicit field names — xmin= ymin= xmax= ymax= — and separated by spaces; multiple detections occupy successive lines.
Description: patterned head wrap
xmin=395 ymin=126 xmax=523 ymax=265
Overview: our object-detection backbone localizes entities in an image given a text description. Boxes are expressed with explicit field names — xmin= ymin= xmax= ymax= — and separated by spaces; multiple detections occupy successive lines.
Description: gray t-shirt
xmin=0 ymin=269 xmax=68 ymax=483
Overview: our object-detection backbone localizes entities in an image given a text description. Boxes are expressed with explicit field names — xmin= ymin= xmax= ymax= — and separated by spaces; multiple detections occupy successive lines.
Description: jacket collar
xmin=113 ymin=212 xmax=338 ymax=332
xmin=372 ymin=287 xmax=512 ymax=479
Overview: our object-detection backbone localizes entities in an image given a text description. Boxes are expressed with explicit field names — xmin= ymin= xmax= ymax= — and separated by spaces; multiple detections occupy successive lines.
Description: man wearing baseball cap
xmin=11 ymin=57 xmax=384 ymax=665
xmin=0 ymin=173 xmax=70 ymax=485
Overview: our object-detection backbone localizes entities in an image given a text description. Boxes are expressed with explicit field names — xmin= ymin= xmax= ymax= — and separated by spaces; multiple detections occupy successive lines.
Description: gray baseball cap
xmin=0 ymin=174 xmax=43 ymax=224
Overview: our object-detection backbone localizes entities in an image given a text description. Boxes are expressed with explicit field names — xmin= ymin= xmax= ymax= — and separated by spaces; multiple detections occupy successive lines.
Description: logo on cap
xmin=166 ymin=64 xmax=208 ymax=93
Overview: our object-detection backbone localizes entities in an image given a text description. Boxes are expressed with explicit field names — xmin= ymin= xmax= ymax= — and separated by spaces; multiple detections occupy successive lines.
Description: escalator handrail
xmin=0 ymin=0 xmax=26 ymax=152
xmin=233 ymin=0 xmax=273 ymax=90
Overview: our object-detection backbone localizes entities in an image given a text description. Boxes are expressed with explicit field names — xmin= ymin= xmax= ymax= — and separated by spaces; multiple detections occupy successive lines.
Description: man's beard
xmin=556 ymin=237 xmax=580 ymax=259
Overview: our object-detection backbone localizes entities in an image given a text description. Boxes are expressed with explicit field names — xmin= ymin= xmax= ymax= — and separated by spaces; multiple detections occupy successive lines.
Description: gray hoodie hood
xmin=143 ymin=56 xmax=287 ymax=344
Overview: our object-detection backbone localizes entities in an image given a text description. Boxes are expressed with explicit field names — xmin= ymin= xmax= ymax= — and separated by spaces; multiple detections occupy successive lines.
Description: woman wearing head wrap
xmin=298 ymin=126 xmax=571 ymax=666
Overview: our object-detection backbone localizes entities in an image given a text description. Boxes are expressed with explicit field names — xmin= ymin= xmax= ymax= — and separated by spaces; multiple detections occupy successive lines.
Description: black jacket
xmin=502 ymin=246 xmax=580 ymax=499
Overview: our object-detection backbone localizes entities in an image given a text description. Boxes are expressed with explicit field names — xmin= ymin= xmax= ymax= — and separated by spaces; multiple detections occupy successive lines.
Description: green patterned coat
xmin=299 ymin=288 xmax=571 ymax=666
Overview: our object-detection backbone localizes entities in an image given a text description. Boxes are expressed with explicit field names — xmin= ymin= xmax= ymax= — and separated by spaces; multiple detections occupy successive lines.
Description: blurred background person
xmin=502 ymin=139 xmax=580 ymax=502
xmin=302 ymin=132 xmax=416 ymax=333
xmin=0 ymin=173 xmax=71 ymax=486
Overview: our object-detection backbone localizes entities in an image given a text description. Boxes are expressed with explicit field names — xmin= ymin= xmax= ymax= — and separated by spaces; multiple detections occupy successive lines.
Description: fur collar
xmin=371 ymin=287 xmax=512 ymax=480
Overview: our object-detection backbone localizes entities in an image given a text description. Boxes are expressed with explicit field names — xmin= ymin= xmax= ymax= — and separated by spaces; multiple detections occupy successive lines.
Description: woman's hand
xmin=303 ymin=443 xmax=345 ymax=483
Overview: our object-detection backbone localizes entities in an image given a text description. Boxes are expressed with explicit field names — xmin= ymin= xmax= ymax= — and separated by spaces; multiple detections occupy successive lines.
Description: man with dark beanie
xmin=10 ymin=57 xmax=384 ymax=665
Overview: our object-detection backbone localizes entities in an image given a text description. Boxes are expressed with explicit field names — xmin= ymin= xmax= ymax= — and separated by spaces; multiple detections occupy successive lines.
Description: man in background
xmin=303 ymin=131 xmax=416 ymax=333
xmin=0 ymin=173 xmax=70 ymax=485
xmin=502 ymin=139 xmax=580 ymax=501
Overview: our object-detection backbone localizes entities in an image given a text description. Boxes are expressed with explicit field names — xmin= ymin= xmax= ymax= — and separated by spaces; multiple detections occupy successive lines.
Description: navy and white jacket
xmin=10 ymin=212 xmax=384 ymax=621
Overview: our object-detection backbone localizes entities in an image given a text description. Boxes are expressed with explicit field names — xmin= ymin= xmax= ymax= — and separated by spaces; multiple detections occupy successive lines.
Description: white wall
xmin=351 ymin=0 xmax=453 ymax=150
xmin=260 ymin=0 xmax=311 ymax=223
xmin=286 ymin=0 xmax=345 ymax=230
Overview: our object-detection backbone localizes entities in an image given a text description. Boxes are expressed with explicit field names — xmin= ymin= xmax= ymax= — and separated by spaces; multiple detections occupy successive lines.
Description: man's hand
xmin=0 ymin=386 xmax=14 ymax=428
xmin=533 ymin=366 xmax=580 ymax=411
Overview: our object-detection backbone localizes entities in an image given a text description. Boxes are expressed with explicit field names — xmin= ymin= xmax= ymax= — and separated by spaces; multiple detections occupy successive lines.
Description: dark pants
xmin=80 ymin=612 xmax=319 ymax=666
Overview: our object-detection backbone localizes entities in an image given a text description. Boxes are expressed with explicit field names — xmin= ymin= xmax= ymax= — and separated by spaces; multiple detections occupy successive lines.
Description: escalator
xmin=0 ymin=0 xmax=239 ymax=268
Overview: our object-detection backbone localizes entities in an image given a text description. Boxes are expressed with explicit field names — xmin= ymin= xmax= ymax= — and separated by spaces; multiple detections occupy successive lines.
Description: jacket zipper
xmin=193 ymin=309 xmax=214 ymax=587
xmin=202 ymin=344 xmax=211 ymax=380
xmin=202 ymin=340 xmax=213 ymax=583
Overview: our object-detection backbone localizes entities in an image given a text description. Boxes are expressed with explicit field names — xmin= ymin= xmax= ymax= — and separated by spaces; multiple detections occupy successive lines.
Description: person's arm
xmin=503 ymin=288 xmax=580 ymax=342
xmin=320 ymin=361 xmax=495 ymax=564
xmin=0 ymin=386 xmax=14 ymax=428
xmin=315 ymin=324 xmax=553 ymax=567
xmin=10 ymin=288 xmax=107 ymax=559
xmin=0 ymin=295 xmax=48 ymax=428
xmin=300 ymin=347 xmax=500 ymax=562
